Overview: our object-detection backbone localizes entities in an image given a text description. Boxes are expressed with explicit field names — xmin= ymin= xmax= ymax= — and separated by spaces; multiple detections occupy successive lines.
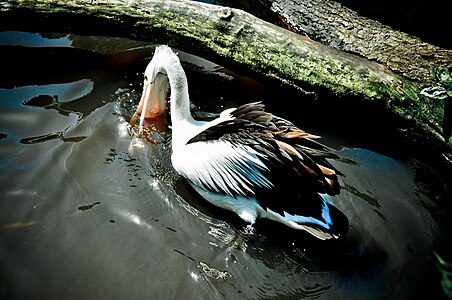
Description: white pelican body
xmin=131 ymin=46 xmax=347 ymax=240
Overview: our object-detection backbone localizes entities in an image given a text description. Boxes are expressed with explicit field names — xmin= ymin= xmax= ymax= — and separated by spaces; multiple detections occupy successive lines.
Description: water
xmin=0 ymin=31 xmax=451 ymax=299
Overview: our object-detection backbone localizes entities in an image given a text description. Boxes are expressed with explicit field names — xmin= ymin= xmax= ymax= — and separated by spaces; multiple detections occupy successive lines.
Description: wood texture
xmin=269 ymin=0 xmax=451 ymax=86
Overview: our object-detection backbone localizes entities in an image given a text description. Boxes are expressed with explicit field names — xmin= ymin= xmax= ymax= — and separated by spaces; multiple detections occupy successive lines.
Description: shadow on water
xmin=0 ymin=31 xmax=451 ymax=300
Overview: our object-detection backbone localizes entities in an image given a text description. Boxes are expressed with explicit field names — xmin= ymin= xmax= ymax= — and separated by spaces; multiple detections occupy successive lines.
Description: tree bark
xmin=0 ymin=0 xmax=450 ymax=149
xmin=268 ymin=0 xmax=451 ymax=86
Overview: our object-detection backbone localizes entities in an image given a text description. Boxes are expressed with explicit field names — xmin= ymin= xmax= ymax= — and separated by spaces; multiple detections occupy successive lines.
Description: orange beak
xmin=130 ymin=82 xmax=153 ymax=127
xmin=130 ymin=74 xmax=169 ymax=131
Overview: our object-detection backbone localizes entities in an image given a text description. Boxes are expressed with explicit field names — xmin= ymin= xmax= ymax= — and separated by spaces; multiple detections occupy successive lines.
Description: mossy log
xmin=0 ymin=0 xmax=450 ymax=149
xmin=269 ymin=0 xmax=451 ymax=86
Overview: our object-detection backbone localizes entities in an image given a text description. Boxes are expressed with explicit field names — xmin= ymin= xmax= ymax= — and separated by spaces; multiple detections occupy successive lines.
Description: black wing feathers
xmin=188 ymin=101 xmax=342 ymax=200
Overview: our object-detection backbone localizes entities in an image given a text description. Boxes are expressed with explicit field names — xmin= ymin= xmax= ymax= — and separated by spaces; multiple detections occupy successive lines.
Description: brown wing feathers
xmin=272 ymin=126 xmax=341 ymax=195
xmin=231 ymin=102 xmax=341 ymax=195
xmin=190 ymin=102 xmax=342 ymax=196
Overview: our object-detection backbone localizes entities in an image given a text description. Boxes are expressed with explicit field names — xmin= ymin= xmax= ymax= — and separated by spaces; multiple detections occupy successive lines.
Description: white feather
xmin=171 ymin=140 xmax=273 ymax=197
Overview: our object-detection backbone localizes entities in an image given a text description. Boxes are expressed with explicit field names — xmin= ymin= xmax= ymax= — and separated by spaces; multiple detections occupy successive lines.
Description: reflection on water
xmin=0 ymin=31 xmax=451 ymax=300
xmin=0 ymin=31 xmax=72 ymax=47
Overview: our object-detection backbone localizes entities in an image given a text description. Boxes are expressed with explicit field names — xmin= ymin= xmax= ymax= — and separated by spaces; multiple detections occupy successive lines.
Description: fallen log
xmin=268 ymin=0 xmax=451 ymax=86
xmin=0 ymin=0 xmax=450 ymax=150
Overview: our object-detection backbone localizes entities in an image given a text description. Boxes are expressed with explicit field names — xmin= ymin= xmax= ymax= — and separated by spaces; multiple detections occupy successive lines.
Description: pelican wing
xmin=172 ymin=139 xmax=275 ymax=197
xmin=171 ymin=102 xmax=344 ymax=227
xmin=184 ymin=102 xmax=341 ymax=197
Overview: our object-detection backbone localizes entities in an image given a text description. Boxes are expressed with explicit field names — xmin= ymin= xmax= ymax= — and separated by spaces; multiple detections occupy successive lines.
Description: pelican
xmin=130 ymin=45 xmax=347 ymax=240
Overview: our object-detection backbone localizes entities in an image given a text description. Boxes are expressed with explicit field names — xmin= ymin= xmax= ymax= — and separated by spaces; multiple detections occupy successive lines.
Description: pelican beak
xmin=130 ymin=73 xmax=169 ymax=130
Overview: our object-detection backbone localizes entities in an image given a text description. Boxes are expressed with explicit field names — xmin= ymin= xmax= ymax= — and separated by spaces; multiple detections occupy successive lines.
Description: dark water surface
xmin=1 ymin=32 xmax=451 ymax=299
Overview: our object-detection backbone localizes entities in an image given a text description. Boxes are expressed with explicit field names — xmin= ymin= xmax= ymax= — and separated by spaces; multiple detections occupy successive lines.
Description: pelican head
xmin=130 ymin=46 xmax=187 ymax=130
